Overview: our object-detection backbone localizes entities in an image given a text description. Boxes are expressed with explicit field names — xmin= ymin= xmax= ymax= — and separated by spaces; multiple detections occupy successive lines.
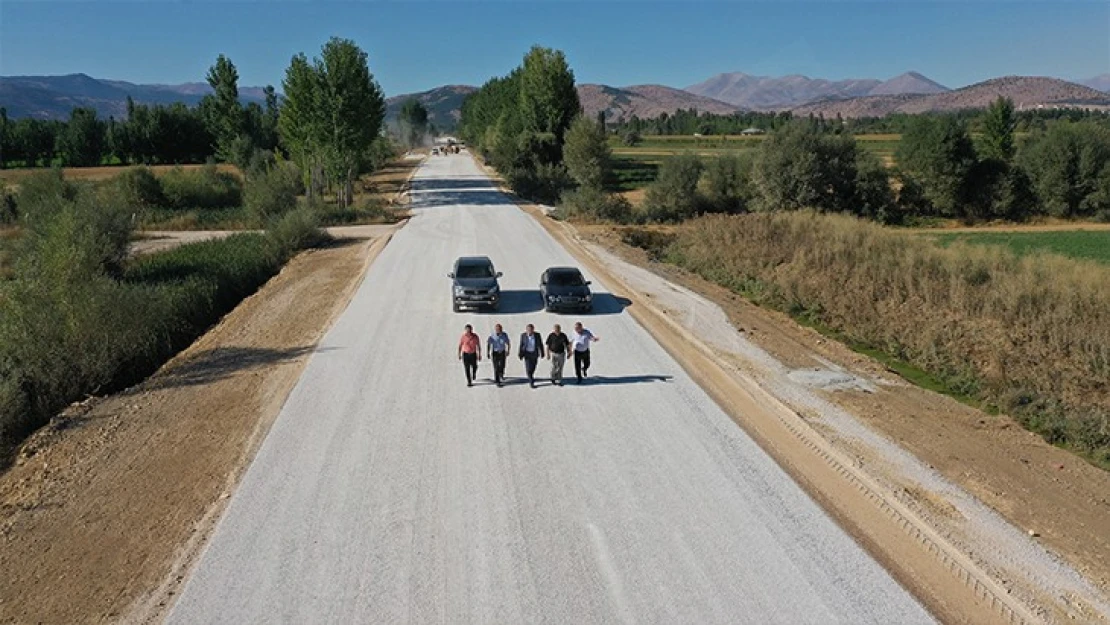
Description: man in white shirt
xmin=571 ymin=321 xmax=600 ymax=384
xmin=517 ymin=324 xmax=545 ymax=388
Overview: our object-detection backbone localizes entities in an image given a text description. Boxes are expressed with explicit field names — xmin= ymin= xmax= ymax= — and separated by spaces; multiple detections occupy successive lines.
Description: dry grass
xmin=0 ymin=228 xmax=17 ymax=280
xmin=354 ymin=158 xmax=420 ymax=206
xmin=654 ymin=212 xmax=1110 ymax=463
xmin=0 ymin=164 xmax=241 ymax=187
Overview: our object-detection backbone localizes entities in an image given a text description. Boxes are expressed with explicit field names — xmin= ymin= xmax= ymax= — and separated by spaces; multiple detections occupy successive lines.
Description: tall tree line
xmin=611 ymin=109 xmax=795 ymax=137
xmin=278 ymin=37 xmax=386 ymax=206
xmin=622 ymin=97 xmax=1110 ymax=225
xmin=0 ymin=56 xmax=283 ymax=169
xmin=458 ymin=45 xmax=581 ymax=203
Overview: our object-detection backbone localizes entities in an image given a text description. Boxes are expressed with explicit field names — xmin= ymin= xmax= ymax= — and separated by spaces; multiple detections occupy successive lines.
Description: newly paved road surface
xmin=168 ymin=155 xmax=933 ymax=624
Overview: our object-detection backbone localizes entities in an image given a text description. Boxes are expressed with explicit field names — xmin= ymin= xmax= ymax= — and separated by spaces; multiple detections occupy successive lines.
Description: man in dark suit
xmin=518 ymin=323 xmax=544 ymax=388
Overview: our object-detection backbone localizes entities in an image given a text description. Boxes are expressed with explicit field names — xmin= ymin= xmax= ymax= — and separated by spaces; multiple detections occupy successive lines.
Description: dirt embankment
xmin=576 ymin=223 xmax=1110 ymax=620
xmin=0 ymin=227 xmax=397 ymax=624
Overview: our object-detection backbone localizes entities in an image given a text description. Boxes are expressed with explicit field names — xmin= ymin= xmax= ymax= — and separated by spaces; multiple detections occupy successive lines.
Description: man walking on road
xmin=546 ymin=324 xmax=571 ymax=387
xmin=458 ymin=324 xmax=481 ymax=387
xmin=571 ymin=322 xmax=600 ymax=384
xmin=518 ymin=324 xmax=544 ymax=388
xmin=487 ymin=323 xmax=511 ymax=387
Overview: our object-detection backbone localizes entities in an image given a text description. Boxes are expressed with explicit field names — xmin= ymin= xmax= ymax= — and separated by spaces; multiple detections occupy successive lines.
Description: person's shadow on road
xmin=578 ymin=374 xmax=672 ymax=385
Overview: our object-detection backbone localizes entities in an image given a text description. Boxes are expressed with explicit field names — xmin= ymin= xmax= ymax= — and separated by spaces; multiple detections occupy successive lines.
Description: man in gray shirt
xmin=486 ymin=323 xmax=511 ymax=387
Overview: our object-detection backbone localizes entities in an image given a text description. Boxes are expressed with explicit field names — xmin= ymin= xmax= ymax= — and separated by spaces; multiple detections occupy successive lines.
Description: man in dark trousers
xmin=457 ymin=324 xmax=481 ymax=387
xmin=486 ymin=323 xmax=511 ymax=387
xmin=546 ymin=324 xmax=571 ymax=387
xmin=518 ymin=323 xmax=544 ymax=388
xmin=571 ymin=321 xmax=600 ymax=384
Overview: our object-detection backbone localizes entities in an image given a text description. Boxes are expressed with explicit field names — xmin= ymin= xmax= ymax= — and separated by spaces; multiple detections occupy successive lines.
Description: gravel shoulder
xmin=0 ymin=226 xmax=398 ymax=624
xmin=570 ymin=223 xmax=1110 ymax=623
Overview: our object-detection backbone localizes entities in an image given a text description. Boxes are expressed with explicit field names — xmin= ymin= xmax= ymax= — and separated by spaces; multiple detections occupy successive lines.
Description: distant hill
xmin=683 ymin=71 xmax=954 ymax=110
xmin=867 ymin=71 xmax=949 ymax=96
xmin=685 ymin=72 xmax=886 ymax=109
xmin=792 ymin=76 xmax=1110 ymax=118
xmin=0 ymin=73 xmax=269 ymax=120
xmin=1079 ymin=74 xmax=1110 ymax=93
xmin=577 ymin=84 xmax=737 ymax=122
xmin=385 ymin=85 xmax=477 ymax=132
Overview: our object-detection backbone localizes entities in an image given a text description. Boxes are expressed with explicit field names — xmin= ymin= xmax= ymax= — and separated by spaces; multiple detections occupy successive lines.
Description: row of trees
xmin=613 ymin=109 xmax=794 ymax=137
xmin=607 ymin=105 xmax=1110 ymax=140
xmin=277 ymin=37 xmax=387 ymax=206
xmin=458 ymin=46 xmax=582 ymax=203
xmin=0 ymin=70 xmax=281 ymax=169
xmin=898 ymin=98 xmax=1110 ymax=221
xmin=586 ymin=97 xmax=1110 ymax=224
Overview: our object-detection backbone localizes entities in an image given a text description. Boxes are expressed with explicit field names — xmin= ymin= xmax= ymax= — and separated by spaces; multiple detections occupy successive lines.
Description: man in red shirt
xmin=458 ymin=324 xmax=482 ymax=387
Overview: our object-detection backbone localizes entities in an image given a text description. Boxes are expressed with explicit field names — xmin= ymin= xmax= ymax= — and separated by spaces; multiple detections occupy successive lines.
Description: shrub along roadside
xmin=0 ymin=193 xmax=327 ymax=462
xmin=626 ymin=212 xmax=1110 ymax=467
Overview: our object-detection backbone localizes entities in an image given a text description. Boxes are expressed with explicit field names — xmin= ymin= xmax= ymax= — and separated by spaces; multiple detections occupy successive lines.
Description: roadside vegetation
xmin=458 ymin=46 xmax=581 ymax=205
xmin=603 ymin=100 xmax=1110 ymax=227
xmin=0 ymin=159 xmax=332 ymax=462
xmin=457 ymin=49 xmax=1110 ymax=467
xmin=622 ymin=212 xmax=1110 ymax=466
xmin=0 ymin=36 xmax=395 ymax=462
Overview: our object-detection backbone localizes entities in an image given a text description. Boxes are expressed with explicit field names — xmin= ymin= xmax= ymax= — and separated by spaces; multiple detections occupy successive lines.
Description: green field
xmin=609 ymin=133 xmax=903 ymax=190
xmin=929 ymin=230 xmax=1110 ymax=264
xmin=0 ymin=229 xmax=17 ymax=280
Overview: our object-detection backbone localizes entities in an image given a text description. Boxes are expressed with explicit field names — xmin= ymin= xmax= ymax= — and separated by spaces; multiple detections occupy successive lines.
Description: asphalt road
xmin=168 ymin=155 xmax=934 ymax=624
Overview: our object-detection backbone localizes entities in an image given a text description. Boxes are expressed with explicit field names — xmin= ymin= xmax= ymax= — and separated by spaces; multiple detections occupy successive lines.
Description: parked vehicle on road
xmin=540 ymin=267 xmax=592 ymax=313
xmin=449 ymin=256 xmax=502 ymax=312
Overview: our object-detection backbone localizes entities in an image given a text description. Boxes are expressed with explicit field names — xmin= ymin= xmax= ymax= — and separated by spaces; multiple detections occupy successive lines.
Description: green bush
xmin=19 ymin=184 xmax=132 ymax=279
xmin=0 ymin=184 xmax=17 ymax=225
xmin=16 ymin=169 xmax=77 ymax=214
xmin=112 ymin=166 xmax=165 ymax=210
xmin=244 ymin=163 xmax=300 ymax=221
xmin=699 ymin=154 xmax=752 ymax=214
xmin=505 ymin=163 xmax=571 ymax=205
xmin=312 ymin=197 xmax=397 ymax=226
xmin=559 ymin=185 xmax=634 ymax=223
xmin=643 ymin=154 xmax=703 ymax=222
xmin=159 ymin=164 xmax=243 ymax=210
xmin=267 ymin=207 xmax=331 ymax=253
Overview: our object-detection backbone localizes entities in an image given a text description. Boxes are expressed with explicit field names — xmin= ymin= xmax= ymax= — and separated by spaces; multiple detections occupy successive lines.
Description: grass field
xmin=0 ymin=163 xmax=241 ymax=187
xmin=0 ymin=228 xmax=16 ymax=280
xmin=929 ymin=230 xmax=1110 ymax=264
xmin=642 ymin=213 xmax=1110 ymax=466
xmin=609 ymin=133 xmax=902 ymax=190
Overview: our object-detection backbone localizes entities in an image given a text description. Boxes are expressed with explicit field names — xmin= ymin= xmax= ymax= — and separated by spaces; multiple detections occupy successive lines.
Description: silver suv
xmin=448 ymin=256 xmax=502 ymax=312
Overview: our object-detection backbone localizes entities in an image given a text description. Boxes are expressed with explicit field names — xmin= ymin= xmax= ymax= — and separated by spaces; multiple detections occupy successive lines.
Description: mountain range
xmin=684 ymin=71 xmax=950 ymax=110
xmin=3 ymin=71 xmax=1109 ymax=125
xmin=0 ymin=73 xmax=270 ymax=120
xmin=792 ymin=76 xmax=1110 ymax=118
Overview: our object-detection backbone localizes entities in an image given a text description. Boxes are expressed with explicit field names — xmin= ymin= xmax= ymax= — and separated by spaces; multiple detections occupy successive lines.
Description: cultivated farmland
xmin=610 ymin=133 xmax=902 ymax=191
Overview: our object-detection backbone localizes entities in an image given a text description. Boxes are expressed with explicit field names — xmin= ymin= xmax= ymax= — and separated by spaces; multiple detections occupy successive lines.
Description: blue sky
xmin=1 ymin=1 xmax=1107 ymax=96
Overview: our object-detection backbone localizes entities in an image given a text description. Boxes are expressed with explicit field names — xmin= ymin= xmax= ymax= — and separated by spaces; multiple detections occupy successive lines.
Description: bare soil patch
xmin=0 ymin=226 xmax=397 ymax=624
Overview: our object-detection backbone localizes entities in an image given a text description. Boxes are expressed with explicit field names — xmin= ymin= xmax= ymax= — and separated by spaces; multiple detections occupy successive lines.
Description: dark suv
xmin=540 ymin=267 xmax=592 ymax=313
xmin=449 ymin=256 xmax=502 ymax=312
